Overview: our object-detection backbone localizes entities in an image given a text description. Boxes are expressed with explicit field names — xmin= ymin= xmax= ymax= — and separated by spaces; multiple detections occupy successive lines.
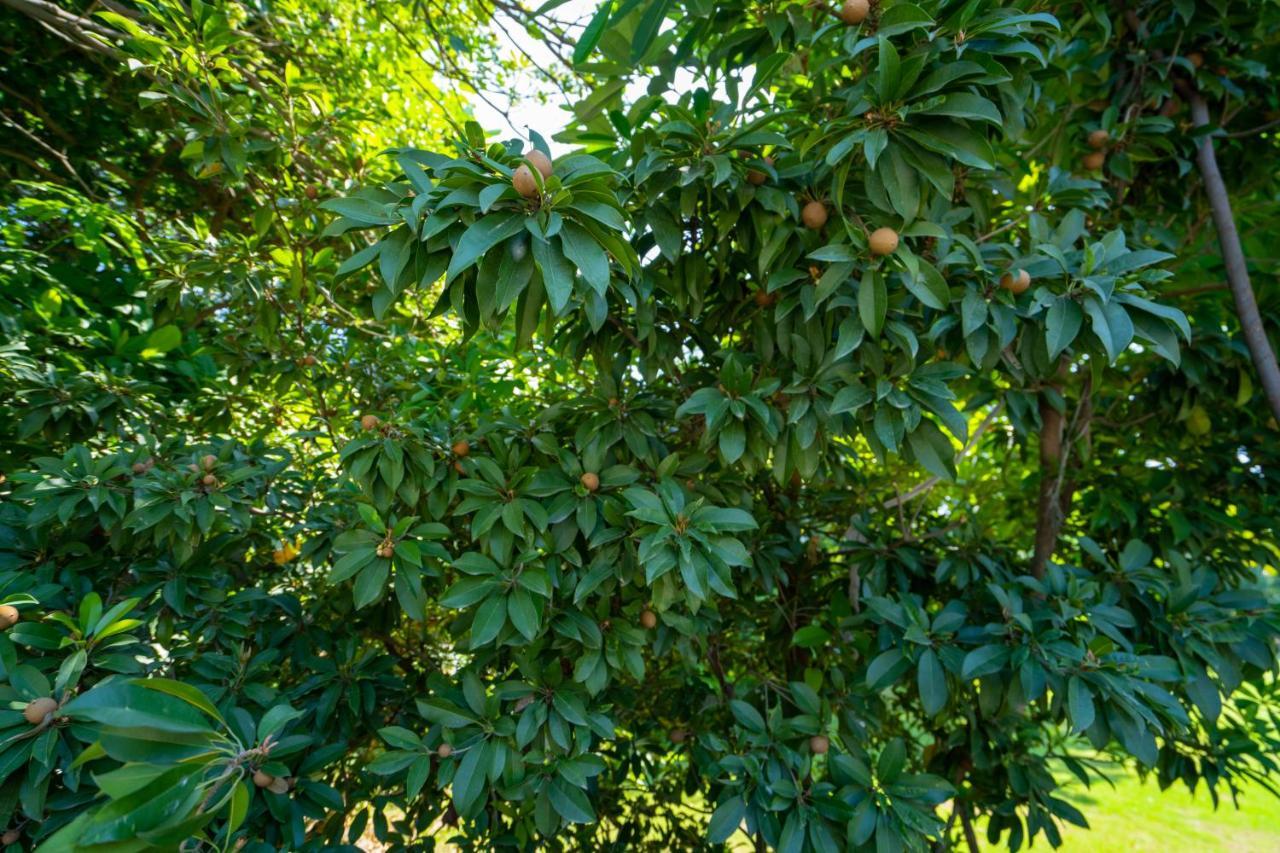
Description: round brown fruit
xmin=1 ymin=830 xmax=19 ymax=845
xmin=640 ymin=609 xmax=657 ymax=629
xmin=268 ymin=776 xmax=290 ymax=794
xmin=437 ymin=743 xmax=453 ymax=758
xmin=132 ymin=462 xmax=147 ymax=474
xmin=23 ymin=697 xmax=58 ymax=725
xmin=670 ymin=728 xmax=688 ymax=743
xmin=1187 ymin=51 xmax=1204 ymax=69
xmin=0 ymin=606 xmax=18 ymax=630
xmin=253 ymin=770 xmax=275 ymax=788
xmin=360 ymin=414 xmax=379 ymax=431
xmin=747 ymin=156 xmax=773 ymax=186
xmin=801 ymin=200 xmax=828 ymax=230
xmin=301 ymin=354 xmax=317 ymax=366
xmin=1082 ymin=151 xmax=1106 ymax=171
xmin=580 ymin=472 xmax=600 ymax=492
xmin=452 ymin=440 xmax=470 ymax=458
xmin=754 ymin=290 xmax=774 ymax=307
xmin=513 ymin=164 xmax=540 ymax=199
xmin=838 ymin=0 xmax=869 ymax=25
xmin=201 ymin=474 xmax=216 ymax=486
xmin=524 ymin=149 xmax=553 ymax=179
xmin=809 ymin=735 xmax=830 ymax=755
xmin=201 ymin=454 xmax=217 ymax=471
xmin=868 ymin=227 xmax=899 ymax=256
xmin=305 ymin=185 xmax=318 ymax=200
xmin=1087 ymin=129 xmax=1110 ymax=149
xmin=1000 ymin=269 xmax=1031 ymax=295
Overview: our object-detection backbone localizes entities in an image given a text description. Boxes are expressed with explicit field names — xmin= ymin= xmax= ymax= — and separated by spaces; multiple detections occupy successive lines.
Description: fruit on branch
xmin=360 ymin=415 xmax=380 ymax=431
xmin=0 ymin=606 xmax=18 ymax=630
xmin=23 ymin=697 xmax=58 ymax=725
xmin=868 ymin=227 xmax=900 ymax=256
xmin=640 ymin=609 xmax=657 ymax=629
xmin=802 ymin=201 xmax=828 ymax=229
xmin=839 ymin=0 xmax=869 ymax=25
xmin=513 ymin=165 xmax=539 ymax=199
xmin=524 ymin=149 xmax=553 ymax=179
xmin=452 ymin=440 xmax=470 ymax=457
xmin=580 ymin=472 xmax=600 ymax=492
xmin=1000 ymin=269 xmax=1031 ymax=295
xmin=1087 ymin=129 xmax=1110 ymax=149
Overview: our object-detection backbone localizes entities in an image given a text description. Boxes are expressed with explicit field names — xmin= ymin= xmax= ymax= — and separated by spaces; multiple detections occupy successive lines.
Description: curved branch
xmin=1182 ymin=87 xmax=1280 ymax=423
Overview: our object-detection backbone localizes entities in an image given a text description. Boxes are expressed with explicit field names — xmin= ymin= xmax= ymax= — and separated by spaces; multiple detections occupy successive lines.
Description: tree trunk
xmin=1030 ymin=391 xmax=1065 ymax=580
xmin=1186 ymin=92 xmax=1280 ymax=423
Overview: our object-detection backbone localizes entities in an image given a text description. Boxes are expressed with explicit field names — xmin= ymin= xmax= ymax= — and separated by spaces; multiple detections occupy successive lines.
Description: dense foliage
xmin=1 ymin=0 xmax=1278 ymax=851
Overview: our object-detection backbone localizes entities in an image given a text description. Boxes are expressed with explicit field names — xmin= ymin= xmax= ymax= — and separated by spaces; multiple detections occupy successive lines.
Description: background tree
xmin=0 ymin=1 xmax=1278 ymax=851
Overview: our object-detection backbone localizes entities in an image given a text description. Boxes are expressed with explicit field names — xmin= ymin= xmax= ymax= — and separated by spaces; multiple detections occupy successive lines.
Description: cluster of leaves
xmin=0 ymin=0 xmax=1278 ymax=851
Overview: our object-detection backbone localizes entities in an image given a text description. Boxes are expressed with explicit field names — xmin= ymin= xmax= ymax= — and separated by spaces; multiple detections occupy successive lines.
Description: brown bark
xmin=1184 ymin=90 xmax=1280 ymax=424
xmin=1030 ymin=392 xmax=1065 ymax=580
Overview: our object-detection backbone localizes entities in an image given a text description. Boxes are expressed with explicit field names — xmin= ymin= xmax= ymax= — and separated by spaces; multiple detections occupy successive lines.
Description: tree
xmin=0 ymin=0 xmax=1278 ymax=851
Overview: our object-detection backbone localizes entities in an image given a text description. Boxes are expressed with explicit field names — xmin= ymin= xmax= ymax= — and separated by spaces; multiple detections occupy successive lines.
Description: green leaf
xmin=573 ymin=0 xmax=615 ymax=65
xmin=470 ymin=595 xmax=507 ymax=648
xmin=876 ymin=37 xmax=900 ymax=103
xmin=729 ymin=700 xmax=766 ymax=733
xmin=144 ymin=325 xmax=182 ymax=354
xmin=858 ymin=269 xmax=887 ymax=338
xmin=708 ymin=795 xmax=747 ymax=842
xmin=877 ymin=738 xmax=906 ymax=783
xmin=1046 ymin=298 xmax=1083 ymax=359
xmin=1067 ymin=676 xmax=1095 ymax=733
xmin=549 ymin=776 xmax=597 ymax=823
xmin=630 ymin=0 xmax=671 ymax=62
xmin=507 ymin=587 xmax=540 ymax=641
xmin=447 ymin=213 xmax=525 ymax=283
xmin=917 ymin=649 xmax=947 ymax=716
xmin=532 ymin=235 xmax=575 ymax=315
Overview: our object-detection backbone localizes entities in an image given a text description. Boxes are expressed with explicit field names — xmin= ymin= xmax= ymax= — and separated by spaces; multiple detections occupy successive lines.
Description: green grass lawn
xmin=1028 ymin=771 xmax=1280 ymax=852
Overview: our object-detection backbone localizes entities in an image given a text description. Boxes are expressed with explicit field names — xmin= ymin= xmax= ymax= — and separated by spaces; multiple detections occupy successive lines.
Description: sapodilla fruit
xmin=513 ymin=165 xmax=540 ymax=199
xmin=1000 ymin=269 xmax=1031 ymax=295
xmin=452 ymin=440 xmax=470 ymax=457
xmin=360 ymin=414 xmax=379 ymax=431
xmin=802 ymin=201 xmax=828 ymax=229
xmin=0 ymin=605 xmax=18 ymax=630
xmin=268 ymin=776 xmax=290 ymax=794
xmin=437 ymin=743 xmax=453 ymax=758
xmin=580 ymin=472 xmax=600 ymax=492
xmin=253 ymin=770 xmax=275 ymax=788
xmin=201 ymin=454 xmax=217 ymax=471
xmin=1 ymin=830 xmax=19 ymax=845
xmin=1082 ymin=151 xmax=1106 ymax=171
xmin=747 ymin=156 xmax=773 ymax=186
xmin=639 ymin=609 xmax=657 ymax=629
xmin=1087 ymin=129 xmax=1110 ymax=149
xmin=839 ymin=0 xmax=869 ymax=24
xmin=23 ymin=697 xmax=58 ymax=725
xmin=524 ymin=149 xmax=553 ymax=179
xmin=868 ymin=227 xmax=899 ymax=256
xmin=809 ymin=735 xmax=830 ymax=754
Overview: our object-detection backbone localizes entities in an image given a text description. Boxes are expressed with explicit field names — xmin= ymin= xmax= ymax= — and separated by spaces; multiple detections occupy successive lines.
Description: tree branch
xmin=1180 ymin=86 xmax=1280 ymax=423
